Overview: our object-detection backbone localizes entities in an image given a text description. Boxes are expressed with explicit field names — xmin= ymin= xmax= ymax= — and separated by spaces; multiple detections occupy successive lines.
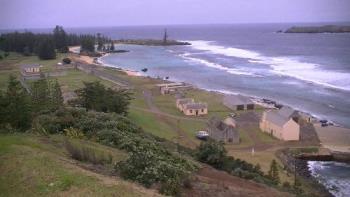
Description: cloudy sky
xmin=1 ymin=0 xmax=350 ymax=29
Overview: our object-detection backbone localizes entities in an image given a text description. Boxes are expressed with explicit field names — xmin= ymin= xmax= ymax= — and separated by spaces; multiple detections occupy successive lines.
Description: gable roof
xmin=265 ymin=106 xmax=298 ymax=127
xmin=185 ymin=102 xmax=207 ymax=110
xmin=177 ymin=98 xmax=193 ymax=105
xmin=20 ymin=64 xmax=41 ymax=69
xmin=207 ymin=117 xmax=239 ymax=141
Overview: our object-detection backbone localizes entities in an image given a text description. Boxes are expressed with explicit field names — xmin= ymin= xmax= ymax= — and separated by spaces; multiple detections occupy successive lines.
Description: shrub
xmin=62 ymin=57 xmax=71 ymax=64
xmin=64 ymin=139 xmax=113 ymax=165
xmin=196 ymin=140 xmax=227 ymax=169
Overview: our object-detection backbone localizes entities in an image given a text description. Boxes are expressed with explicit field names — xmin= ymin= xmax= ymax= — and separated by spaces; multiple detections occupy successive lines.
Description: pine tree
xmin=268 ymin=159 xmax=280 ymax=184
xmin=50 ymin=79 xmax=63 ymax=109
xmin=37 ymin=37 xmax=56 ymax=60
xmin=109 ymin=42 xmax=115 ymax=51
xmin=4 ymin=75 xmax=32 ymax=131
xmin=53 ymin=25 xmax=68 ymax=53
xmin=31 ymin=77 xmax=50 ymax=112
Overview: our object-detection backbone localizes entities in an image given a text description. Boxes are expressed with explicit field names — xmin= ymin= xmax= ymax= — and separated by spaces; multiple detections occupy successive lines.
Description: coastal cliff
xmin=284 ymin=25 xmax=350 ymax=33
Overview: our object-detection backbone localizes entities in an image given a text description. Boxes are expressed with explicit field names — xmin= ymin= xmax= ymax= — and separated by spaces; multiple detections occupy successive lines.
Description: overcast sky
xmin=1 ymin=0 xmax=350 ymax=29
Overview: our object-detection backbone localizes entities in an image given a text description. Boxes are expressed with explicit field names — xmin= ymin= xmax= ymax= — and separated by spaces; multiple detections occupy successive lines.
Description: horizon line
xmin=1 ymin=20 xmax=350 ymax=31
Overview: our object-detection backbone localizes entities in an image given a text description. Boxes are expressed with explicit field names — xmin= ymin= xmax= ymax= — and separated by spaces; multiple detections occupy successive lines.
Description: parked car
xmin=196 ymin=131 xmax=209 ymax=140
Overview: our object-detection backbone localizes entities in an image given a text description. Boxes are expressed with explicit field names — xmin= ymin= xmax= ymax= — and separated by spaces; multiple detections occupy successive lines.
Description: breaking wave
xmin=187 ymin=40 xmax=350 ymax=91
xmin=178 ymin=53 xmax=260 ymax=77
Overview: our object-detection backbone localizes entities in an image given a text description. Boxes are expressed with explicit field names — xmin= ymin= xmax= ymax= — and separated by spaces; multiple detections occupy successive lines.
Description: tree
xmin=2 ymin=75 xmax=32 ymax=131
xmin=50 ymin=79 xmax=64 ymax=110
xmin=31 ymin=77 xmax=50 ymax=112
xmin=53 ymin=25 xmax=68 ymax=53
xmin=80 ymin=36 xmax=95 ymax=53
xmin=72 ymin=81 xmax=132 ymax=115
xmin=37 ymin=37 xmax=56 ymax=60
xmin=196 ymin=140 xmax=227 ymax=169
xmin=109 ymin=42 xmax=115 ymax=51
xmin=268 ymin=159 xmax=280 ymax=184
xmin=96 ymin=33 xmax=103 ymax=51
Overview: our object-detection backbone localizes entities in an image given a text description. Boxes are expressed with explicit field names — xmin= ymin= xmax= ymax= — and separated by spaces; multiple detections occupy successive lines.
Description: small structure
xmin=223 ymin=95 xmax=255 ymax=111
xmin=260 ymin=106 xmax=300 ymax=141
xmin=157 ymin=82 xmax=192 ymax=95
xmin=20 ymin=64 xmax=41 ymax=80
xmin=207 ymin=117 xmax=240 ymax=144
xmin=183 ymin=102 xmax=208 ymax=116
xmin=176 ymin=98 xmax=194 ymax=111
xmin=176 ymin=98 xmax=208 ymax=116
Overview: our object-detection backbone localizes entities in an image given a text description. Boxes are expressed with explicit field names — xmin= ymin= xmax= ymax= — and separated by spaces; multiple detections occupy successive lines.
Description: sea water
xmin=308 ymin=161 xmax=350 ymax=197
xmin=92 ymin=24 xmax=350 ymax=128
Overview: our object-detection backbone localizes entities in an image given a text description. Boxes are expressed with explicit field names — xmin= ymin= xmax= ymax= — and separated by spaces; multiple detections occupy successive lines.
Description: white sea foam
xmin=308 ymin=161 xmax=350 ymax=197
xmin=178 ymin=53 xmax=259 ymax=77
xmin=188 ymin=40 xmax=350 ymax=92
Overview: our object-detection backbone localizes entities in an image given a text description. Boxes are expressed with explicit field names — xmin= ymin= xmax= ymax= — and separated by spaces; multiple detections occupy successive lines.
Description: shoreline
xmin=73 ymin=50 xmax=350 ymax=154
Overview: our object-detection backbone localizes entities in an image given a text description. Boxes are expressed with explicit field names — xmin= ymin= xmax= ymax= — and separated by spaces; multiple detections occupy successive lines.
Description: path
xmin=142 ymin=89 xmax=198 ymax=148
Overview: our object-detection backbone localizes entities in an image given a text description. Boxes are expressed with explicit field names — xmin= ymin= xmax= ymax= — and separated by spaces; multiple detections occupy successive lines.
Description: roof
xmin=265 ymin=106 xmax=298 ymax=127
xmin=185 ymin=102 xmax=207 ymax=110
xmin=223 ymin=95 xmax=254 ymax=106
xmin=156 ymin=82 xmax=184 ymax=87
xmin=208 ymin=117 xmax=239 ymax=141
xmin=177 ymin=98 xmax=193 ymax=105
xmin=20 ymin=64 xmax=41 ymax=69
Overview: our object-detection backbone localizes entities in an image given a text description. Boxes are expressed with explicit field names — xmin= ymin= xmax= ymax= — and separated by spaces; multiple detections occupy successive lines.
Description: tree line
xmin=0 ymin=25 xmax=112 ymax=59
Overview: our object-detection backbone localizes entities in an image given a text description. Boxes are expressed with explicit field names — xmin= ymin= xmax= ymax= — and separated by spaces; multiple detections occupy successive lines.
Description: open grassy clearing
xmin=0 ymin=134 xmax=160 ymax=197
xmin=128 ymin=108 xmax=177 ymax=140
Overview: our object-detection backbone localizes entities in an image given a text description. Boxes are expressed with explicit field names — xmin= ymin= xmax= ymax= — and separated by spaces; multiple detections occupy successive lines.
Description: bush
xmin=64 ymin=139 xmax=113 ymax=165
xmin=196 ymin=140 xmax=227 ymax=169
xmin=62 ymin=57 xmax=71 ymax=64
xmin=35 ymin=108 xmax=197 ymax=195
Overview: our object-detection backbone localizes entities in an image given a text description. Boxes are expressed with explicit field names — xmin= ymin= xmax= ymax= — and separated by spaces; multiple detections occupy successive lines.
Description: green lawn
xmin=0 ymin=134 xmax=156 ymax=197
xmin=128 ymin=108 xmax=177 ymax=140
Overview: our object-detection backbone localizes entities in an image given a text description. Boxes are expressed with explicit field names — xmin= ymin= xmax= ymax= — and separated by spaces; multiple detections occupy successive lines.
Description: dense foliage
xmin=196 ymin=140 xmax=278 ymax=186
xmin=71 ymin=81 xmax=132 ymax=115
xmin=34 ymin=108 xmax=197 ymax=195
xmin=37 ymin=37 xmax=56 ymax=59
xmin=0 ymin=75 xmax=63 ymax=132
xmin=0 ymin=75 xmax=32 ymax=131
xmin=0 ymin=25 xmax=111 ymax=58
xmin=31 ymin=77 xmax=63 ymax=113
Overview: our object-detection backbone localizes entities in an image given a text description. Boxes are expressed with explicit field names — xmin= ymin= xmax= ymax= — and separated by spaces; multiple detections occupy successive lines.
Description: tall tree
xmin=72 ymin=81 xmax=132 ymax=115
xmin=80 ymin=36 xmax=95 ymax=53
xmin=2 ymin=75 xmax=32 ymax=131
xmin=31 ymin=77 xmax=50 ymax=112
xmin=53 ymin=25 xmax=68 ymax=53
xmin=37 ymin=37 xmax=56 ymax=60
xmin=268 ymin=159 xmax=280 ymax=184
xmin=50 ymin=79 xmax=64 ymax=109
xmin=109 ymin=42 xmax=115 ymax=51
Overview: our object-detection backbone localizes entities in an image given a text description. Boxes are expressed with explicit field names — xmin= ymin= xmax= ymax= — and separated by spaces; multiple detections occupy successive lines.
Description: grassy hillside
xmin=0 ymin=134 xmax=161 ymax=197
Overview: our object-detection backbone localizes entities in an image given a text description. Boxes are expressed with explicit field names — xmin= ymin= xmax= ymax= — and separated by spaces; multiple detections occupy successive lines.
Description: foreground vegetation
xmin=0 ymin=134 xmax=159 ymax=197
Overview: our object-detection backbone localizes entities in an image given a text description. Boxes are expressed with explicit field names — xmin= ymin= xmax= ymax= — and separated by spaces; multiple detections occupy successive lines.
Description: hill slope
xmin=0 ymin=134 xmax=162 ymax=197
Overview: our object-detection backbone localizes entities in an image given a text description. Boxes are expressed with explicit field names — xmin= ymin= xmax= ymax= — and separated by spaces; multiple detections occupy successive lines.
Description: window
xmin=201 ymin=109 xmax=204 ymax=112
xmin=190 ymin=110 xmax=192 ymax=113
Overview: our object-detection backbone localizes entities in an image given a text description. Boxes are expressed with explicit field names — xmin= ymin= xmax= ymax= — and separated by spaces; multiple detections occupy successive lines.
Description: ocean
xmin=90 ymin=24 xmax=350 ymax=128
xmin=90 ymin=24 xmax=350 ymax=196
xmin=3 ymin=23 xmax=350 ymax=196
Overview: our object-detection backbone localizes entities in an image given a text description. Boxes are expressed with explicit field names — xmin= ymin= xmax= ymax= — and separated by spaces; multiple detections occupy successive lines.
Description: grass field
xmin=0 ymin=134 xmax=160 ymax=197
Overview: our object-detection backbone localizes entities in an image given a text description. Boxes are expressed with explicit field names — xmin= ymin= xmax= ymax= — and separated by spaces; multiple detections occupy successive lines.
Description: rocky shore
xmin=277 ymin=148 xmax=334 ymax=197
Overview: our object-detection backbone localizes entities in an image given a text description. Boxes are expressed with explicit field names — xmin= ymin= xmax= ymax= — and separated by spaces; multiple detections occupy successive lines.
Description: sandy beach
xmin=68 ymin=48 xmax=141 ymax=77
